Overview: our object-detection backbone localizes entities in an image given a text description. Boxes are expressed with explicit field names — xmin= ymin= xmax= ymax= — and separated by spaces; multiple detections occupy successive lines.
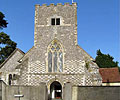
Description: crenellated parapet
xmin=35 ymin=2 xmax=77 ymax=7
xmin=34 ymin=2 xmax=78 ymax=46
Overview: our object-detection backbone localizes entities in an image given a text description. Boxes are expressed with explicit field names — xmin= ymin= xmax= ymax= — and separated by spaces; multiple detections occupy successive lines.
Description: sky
xmin=0 ymin=0 xmax=119 ymax=64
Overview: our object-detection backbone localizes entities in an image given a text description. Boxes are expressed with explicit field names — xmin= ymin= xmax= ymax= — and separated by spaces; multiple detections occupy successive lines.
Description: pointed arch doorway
xmin=50 ymin=81 xmax=62 ymax=100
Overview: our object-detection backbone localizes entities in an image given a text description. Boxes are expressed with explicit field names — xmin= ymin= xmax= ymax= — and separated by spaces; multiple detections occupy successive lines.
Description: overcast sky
xmin=0 ymin=0 xmax=119 ymax=64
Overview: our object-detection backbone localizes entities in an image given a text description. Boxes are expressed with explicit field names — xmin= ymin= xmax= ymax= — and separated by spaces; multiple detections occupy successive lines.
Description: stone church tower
xmin=0 ymin=2 xmax=102 ymax=100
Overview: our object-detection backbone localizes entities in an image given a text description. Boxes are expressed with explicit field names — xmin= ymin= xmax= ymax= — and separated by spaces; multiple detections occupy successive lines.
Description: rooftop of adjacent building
xmin=99 ymin=67 xmax=120 ymax=83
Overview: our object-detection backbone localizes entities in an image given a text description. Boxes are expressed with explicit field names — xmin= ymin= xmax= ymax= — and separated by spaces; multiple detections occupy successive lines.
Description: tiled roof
xmin=99 ymin=67 xmax=120 ymax=83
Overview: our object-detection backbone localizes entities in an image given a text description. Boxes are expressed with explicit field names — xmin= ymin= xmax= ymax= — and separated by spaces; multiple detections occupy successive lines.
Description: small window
xmin=9 ymin=74 xmax=12 ymax=85
xmin=51 ymin=18 xmax=55 ymax=25
xmin=51 ymin=18 xmax=60 ymax=25
xmin=13 ymin=74 xmax=16 ymax=80
xmin=56 ymin=18 xmax=60 ymax=25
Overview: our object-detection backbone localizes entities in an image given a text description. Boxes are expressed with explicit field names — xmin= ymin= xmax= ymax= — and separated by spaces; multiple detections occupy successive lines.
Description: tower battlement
xmin=34 ymin=2 xmax=78 ymax=46
xmin=35 ymin=2 xmax=77 ymax=7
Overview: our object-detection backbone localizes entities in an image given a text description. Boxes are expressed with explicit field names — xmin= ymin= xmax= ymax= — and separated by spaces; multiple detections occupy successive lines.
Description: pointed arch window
xmin=48 ymin=40 xmax=63 ymax=72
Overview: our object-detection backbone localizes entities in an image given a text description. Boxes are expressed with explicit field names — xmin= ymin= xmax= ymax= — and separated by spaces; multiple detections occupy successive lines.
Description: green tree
xmin=95 ymin=49 xmax=119 ymax=68
xmin=0 ymin=12 xmax=8 ymax=29
xmin=0 ymin=12 xmax=17 ymax=64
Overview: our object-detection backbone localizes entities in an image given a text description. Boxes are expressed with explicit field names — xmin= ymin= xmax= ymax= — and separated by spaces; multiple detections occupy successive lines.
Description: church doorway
xmin=50 ymin=81 xmax=62 ymax=100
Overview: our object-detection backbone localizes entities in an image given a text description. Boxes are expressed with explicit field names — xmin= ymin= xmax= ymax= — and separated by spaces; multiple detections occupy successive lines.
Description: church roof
xmin=99 ymin=67 xmax=120 ymax=83
xmin=0 ymin=48 xmax=25 ymax=68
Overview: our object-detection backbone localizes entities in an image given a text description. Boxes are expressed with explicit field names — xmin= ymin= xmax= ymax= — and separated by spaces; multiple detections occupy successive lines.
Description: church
xmin=0 ymin=2 xmax=105 ymax=100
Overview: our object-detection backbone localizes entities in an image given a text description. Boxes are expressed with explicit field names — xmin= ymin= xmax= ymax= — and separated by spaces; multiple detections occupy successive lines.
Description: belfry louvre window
xmin=51 ymin=18 xmax=60 ymax=25
xmin=48 ymin=40 xmax=63 ymax=72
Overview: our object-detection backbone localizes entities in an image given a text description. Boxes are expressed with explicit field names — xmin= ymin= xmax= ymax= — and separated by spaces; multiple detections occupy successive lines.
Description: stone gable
xmin=0 ymin=48 xmax=24 ymax=85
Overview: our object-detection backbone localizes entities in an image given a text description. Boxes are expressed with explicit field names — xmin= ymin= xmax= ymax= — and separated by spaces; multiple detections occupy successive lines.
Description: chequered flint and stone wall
xmin=15 ymin=3 xmax=102 ymax=86
xmin=1 ymin=3 xmax=102 ymax=86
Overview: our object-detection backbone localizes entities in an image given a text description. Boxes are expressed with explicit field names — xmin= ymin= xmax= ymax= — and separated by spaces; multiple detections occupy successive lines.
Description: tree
xmin=0 ymin=12 xmax=17 ymax=64
xmin=0 ymin=12 xmax=8 ymax=29
xmin=95 ymin=49 xmax=119 ymax=68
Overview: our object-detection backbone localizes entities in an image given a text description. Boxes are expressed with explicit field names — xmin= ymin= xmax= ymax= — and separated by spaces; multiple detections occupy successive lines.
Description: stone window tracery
xmin=48 ymin=40 xmax=63 ymax=72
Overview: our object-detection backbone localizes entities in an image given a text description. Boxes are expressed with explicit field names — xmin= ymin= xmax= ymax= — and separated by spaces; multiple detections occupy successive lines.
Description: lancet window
xmin=48 ymin=40 xmax=63 ymax=72
xmin=9 ymin=74 xmax=12 ymax=85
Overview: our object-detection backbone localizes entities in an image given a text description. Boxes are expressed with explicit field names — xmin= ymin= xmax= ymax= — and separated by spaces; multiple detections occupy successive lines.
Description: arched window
xmin=48 ymin=40 xmax=63 ymax=72
xmin=9 ymin=74 xmax=12 ymax=85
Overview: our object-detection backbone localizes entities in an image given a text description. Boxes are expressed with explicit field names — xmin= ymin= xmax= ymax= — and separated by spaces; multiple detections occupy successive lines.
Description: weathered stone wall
xmin=17 ymin=59 xmax=29 ymax=85
xmin=0 ymin=3 xmax=102 ymax=86
xmin=0 ymin=81 xmax=2 ymax=100
xmin=28 ymin=74 xmax=84 ymax=86
xmin=64 ymin=83 xmax=72 ymax=100
xmin=34 ymin=3 xmax=78 ymax=47
xmin=0 ymin=81 xmax=120 ymax=100
xmin=0 ymin=49 xmax=24 ymax=72
xmin=76 ymin=86 xmax=120 ymax=100
xmin=15 ymin=3 xmax=101 ymax=86
xmin=0 ymin=81 xmax=48 ymax=100
xmin=0 ymin=49 xmax=24 ymax=85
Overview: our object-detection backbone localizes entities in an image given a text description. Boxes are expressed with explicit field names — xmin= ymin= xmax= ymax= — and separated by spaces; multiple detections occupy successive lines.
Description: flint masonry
xmin=0 ymin=3 xmax=102 ymax=100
